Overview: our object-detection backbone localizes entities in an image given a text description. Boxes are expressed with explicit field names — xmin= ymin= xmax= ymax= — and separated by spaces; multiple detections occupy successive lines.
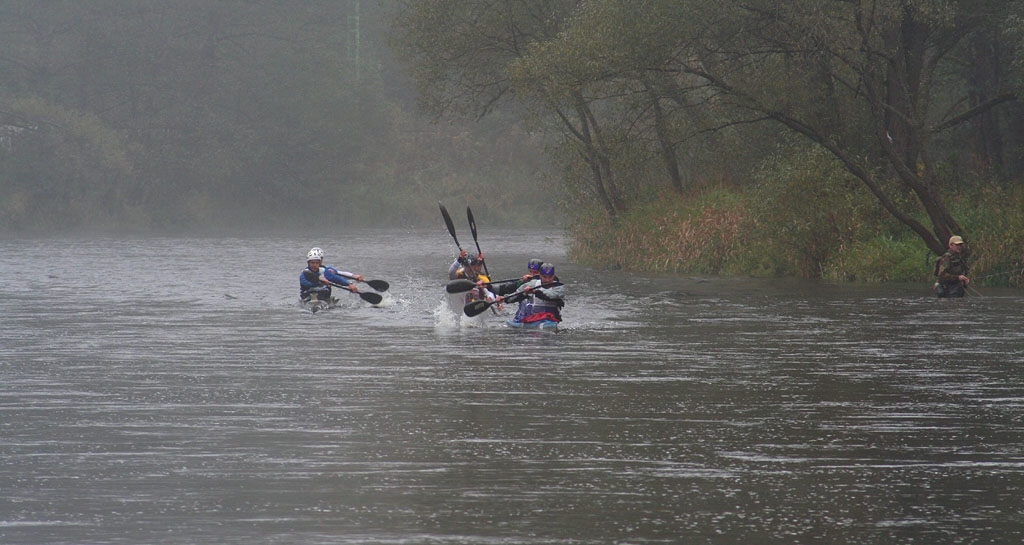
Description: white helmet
xmin=306 ymin=247 xmax=324 ymax=261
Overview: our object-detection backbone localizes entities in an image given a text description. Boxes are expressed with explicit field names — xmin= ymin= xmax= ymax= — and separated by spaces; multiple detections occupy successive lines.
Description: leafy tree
xmin=393 ymin=0 xmax=1023 ymax=255
xmin=605 ymin=0 xmax=1022 ymax=254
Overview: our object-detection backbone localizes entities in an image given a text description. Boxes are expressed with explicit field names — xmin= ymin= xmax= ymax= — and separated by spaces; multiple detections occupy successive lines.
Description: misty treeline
xmin=391 ymin=0 xmax=1024 ymax=269
xmin=0 ymin=1 xmax=552 ymax=233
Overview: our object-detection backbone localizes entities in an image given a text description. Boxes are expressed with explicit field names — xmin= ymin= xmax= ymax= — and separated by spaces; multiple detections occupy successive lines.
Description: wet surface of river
xmin=2 ymin=230 xmax=1022 ymax=544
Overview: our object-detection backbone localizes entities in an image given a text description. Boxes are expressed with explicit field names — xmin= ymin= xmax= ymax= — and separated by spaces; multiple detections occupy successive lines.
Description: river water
xmin=2 ymin=229 xmax=1022 ymax=544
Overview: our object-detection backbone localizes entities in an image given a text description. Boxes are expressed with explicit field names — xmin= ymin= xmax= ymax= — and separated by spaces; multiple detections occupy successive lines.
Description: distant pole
xmin=350 ymin=0 xmax=360 ymax=81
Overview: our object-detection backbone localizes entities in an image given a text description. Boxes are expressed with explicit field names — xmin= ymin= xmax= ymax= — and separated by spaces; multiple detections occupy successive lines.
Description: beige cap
xmin=948 ymin=235 xmax=963 ymax=245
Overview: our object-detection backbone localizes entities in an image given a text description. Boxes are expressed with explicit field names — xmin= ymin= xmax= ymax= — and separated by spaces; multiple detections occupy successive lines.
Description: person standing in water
xmin=934 ymin=235 xmax=970 ymax=298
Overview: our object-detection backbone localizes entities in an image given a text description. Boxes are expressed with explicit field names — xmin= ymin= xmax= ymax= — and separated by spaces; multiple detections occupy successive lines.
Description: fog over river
xmin=2 ymin=229 xmax=1022 ymax=544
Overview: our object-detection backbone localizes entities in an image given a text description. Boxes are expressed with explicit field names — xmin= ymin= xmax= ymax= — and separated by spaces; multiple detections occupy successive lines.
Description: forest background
xmin=2 ymin=1 xmax=1023 ymax=286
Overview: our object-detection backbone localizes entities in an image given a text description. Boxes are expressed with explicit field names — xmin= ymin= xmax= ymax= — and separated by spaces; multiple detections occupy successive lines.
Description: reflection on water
xmin=1 ymin=232 xmax=1022 ymax=544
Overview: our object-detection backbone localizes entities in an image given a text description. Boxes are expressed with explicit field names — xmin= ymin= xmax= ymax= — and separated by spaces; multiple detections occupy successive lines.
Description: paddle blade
xmin=463 ymin=300 xmax=493 ymax=317
xmin=365 ymin=279 xmax=390 ymax=292
xmin=439 ymin=203 xmax=461 ymax=248
xmin=467 ymin=206 xmax=478 ymax=239
xmin=467 ymin=206 xmax=489 ymax=276
xmin=446 ymin=279 xmax=477 ymax=293
xmin=359 ymin=291 xmax=383 ymax=305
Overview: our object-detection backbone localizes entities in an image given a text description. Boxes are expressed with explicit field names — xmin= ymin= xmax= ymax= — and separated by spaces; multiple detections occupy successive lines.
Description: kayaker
xmin=448 ymin=249 xmax=486 ymax=281
xmin=499 ymin=262 xmax=565 ymax=324
xmin=299 ymin=247 xmax=364 ymax=302
xmin=448 ymin=249 xmax=494 ymax=303
xmin=488 ymin=258 xmax=543 ymax=297
xmin=934 ymin=235 xmax=970 ymax=298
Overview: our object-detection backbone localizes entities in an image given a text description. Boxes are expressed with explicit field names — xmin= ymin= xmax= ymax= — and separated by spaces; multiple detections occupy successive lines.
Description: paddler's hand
xmin=347 ymin=284 xmax=358 ymax=293
xmin=485 ymin=295 xmax=501 ymax=311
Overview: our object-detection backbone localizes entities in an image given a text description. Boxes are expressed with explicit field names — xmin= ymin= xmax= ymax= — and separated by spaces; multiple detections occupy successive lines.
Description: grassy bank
xmin=567 ymin=180 xmax=1024 ymax=288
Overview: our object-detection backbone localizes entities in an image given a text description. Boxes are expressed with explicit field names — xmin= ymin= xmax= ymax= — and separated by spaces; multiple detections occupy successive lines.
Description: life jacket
xmin=463 ymin=274 xmax=491 ymax=304
xmin=512 ymin=279 xmax=564 ymax=321
xmin=300 ymin=267 xmax=328 ymax=296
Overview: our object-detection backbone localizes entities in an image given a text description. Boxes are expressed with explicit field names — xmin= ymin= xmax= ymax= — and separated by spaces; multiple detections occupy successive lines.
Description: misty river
xmin=2 ymin=229 xmax=1023 ymax=544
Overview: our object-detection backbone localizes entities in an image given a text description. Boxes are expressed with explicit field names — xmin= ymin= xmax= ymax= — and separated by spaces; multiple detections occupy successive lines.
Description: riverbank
xmin=567 ymin=183 xmax=1024 ymax=288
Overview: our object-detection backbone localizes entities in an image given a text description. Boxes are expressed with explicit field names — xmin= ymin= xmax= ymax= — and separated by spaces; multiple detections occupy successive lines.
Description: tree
xmin=392 ymin=0 xmax=640 ymax=218
xmin=394 ymin=1 xmax=785 ymax=221
xmin=639 ymin=0 xmax=1022 ymax=254
xmin=394 ymin=0 xmax=1024 ymax=253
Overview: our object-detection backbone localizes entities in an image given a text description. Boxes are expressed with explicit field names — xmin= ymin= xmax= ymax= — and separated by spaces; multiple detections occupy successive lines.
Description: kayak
xmin=506 ymin=318 xmax=559 ymax=331
xmin=300 ymin=296 xmax=339 ymax=313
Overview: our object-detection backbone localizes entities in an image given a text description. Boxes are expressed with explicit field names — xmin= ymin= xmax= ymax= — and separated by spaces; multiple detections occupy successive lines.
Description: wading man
xmin=935 ymin=236 xmax=970 ymax=298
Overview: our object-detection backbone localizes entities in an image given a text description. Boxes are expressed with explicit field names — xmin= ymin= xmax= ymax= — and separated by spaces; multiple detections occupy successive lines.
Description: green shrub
xmin=950 ymin=185 xmax=1024 ymax=287
xmin=825 ymin=234 xmax=928 ymax=282
xmin=747 ymin=146 xmax=893 ymax=278
xmin=567 ymin=148 xmax=1024 ymax=287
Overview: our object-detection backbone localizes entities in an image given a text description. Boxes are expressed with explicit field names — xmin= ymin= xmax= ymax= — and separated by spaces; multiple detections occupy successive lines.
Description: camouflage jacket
xmin=936 ymin=251 xmax=968 ymax=286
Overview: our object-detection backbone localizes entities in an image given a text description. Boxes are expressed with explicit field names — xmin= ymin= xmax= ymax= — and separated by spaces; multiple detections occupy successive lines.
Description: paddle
xmin=445 ymin=278 xmax=478 ymax=294
xmin=440 ymin=201 xmax=484 ymax=287
xmin=445 ymin=277 xmax=527 ymax=294
xmin=441 ymin=201 xmax=477 ymax=272
xmin=363 ymin=279 xmax=390 ymax=292
xmin=464 ymin=291 xmax=527 ymax=317
xmin=466 ymin=206 xmax=490 ymax=277
xmin=335 ymin=272 xmax=390 ymax=292
xmin=462 ymin=282 xmax=563 ymax=317
xmin=329 ymin=282 xmax=383 ymax=305
xmin=439 ymin=202 xmax=464 ymax=255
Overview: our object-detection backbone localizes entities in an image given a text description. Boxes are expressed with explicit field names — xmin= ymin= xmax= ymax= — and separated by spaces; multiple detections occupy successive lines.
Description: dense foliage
xmin=393 ymin=0 xmax=1024 ymax=283
xmin=568 ymin=175 xmax=1024 ymax=287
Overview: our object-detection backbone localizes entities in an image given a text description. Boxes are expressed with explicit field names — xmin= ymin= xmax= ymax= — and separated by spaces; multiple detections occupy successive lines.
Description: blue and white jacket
xmin=300 ymin=265 xmax=354 ymax=297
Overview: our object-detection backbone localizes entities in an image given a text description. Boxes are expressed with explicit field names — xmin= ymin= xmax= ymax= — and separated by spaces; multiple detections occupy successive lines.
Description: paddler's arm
xmin=324 ymin=268 xmax=359 ymax=292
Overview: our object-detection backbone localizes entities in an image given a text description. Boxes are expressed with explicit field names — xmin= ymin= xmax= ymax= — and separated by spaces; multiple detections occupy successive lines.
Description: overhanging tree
xmin=632 ymin=0 xmax=1022 ymax=254
xmin=392 ymin=0 xmax=1023 ymax=252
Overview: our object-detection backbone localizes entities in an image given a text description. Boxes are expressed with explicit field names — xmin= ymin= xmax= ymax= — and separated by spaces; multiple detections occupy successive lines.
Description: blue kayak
xmin=506 ymin=318 xmax=559 ymax=330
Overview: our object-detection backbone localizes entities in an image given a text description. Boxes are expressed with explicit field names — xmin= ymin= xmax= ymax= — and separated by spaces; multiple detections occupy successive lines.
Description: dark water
xmin=2 ymin=230 xmax=1022 ymax=544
